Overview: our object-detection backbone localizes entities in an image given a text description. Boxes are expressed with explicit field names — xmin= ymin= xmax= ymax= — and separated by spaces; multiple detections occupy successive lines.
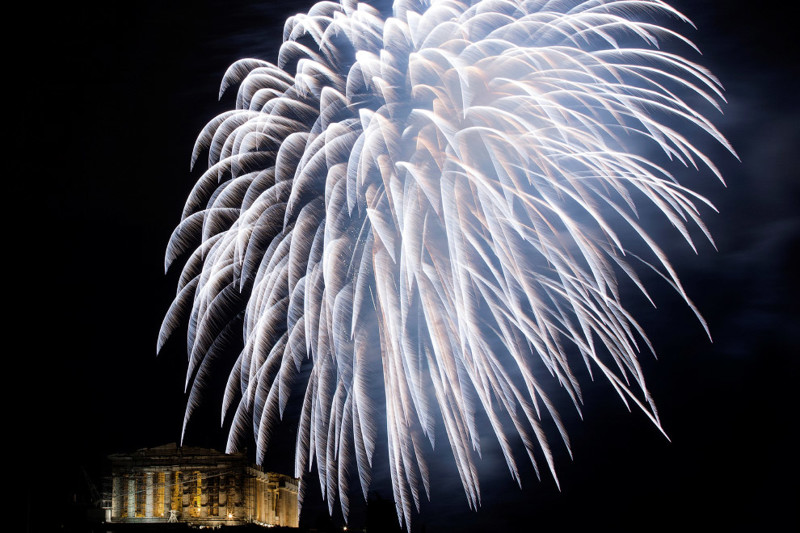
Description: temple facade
xmin=105 ymin=444 xmax=299 ymax=528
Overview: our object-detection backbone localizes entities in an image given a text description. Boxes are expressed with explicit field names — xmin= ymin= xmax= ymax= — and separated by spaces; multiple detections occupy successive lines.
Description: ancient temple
xmin=105 ymin=443 xmax=299 ymax=528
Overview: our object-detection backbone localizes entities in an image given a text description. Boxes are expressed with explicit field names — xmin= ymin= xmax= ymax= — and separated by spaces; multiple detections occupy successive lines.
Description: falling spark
xmin=159 ymin=0 xmax=734 ymax=528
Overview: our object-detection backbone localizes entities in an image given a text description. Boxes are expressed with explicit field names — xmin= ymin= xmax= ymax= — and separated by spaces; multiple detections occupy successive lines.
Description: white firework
xmin=159 ymin=0 xmax=734 ymax=527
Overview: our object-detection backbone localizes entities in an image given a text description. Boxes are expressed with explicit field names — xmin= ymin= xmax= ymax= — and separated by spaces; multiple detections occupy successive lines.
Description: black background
xmin=20 ymin=1 xmax=798 ymax=531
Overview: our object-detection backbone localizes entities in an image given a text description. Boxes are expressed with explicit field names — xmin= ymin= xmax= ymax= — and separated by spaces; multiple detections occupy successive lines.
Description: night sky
xmin=23 ymin=1 xmax=797 ymax=531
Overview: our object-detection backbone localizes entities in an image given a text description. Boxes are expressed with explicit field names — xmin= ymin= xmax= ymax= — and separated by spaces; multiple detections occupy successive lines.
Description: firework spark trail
xmin=159 ymin=0 xmax=734 ymax=527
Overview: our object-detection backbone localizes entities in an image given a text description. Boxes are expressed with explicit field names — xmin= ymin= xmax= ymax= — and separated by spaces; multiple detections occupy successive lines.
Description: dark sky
xmin=22 ymin=1 xmax=798 ymax=531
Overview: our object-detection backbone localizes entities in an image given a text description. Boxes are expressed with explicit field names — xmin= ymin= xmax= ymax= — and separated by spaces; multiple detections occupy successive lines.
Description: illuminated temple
xmin=106 ymin=444 xmax=299 ymax=528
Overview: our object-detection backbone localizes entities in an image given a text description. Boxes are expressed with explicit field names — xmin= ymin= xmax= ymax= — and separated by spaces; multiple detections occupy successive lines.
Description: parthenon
xmin=106 ymin=443 xmax=299 ymax=527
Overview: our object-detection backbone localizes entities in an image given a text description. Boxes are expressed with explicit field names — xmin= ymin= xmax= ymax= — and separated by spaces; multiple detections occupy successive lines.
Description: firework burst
xmin=160 ymin=0 xmax=733 ymax=527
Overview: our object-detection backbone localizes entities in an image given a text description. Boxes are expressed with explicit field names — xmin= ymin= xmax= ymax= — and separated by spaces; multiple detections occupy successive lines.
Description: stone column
xmin=127 ymin=477 xmax=136 ymax=518
xmin=165 ymin=471 xmax=172 ymax=518
xmin=111 ymin=476 xmax=122 ymax=519
xmin=146 ymin=472 xmax=154 ymax=517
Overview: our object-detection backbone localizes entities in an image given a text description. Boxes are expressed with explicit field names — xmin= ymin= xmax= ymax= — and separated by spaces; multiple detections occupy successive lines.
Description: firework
xmin=160 ymin=0 xmax=733 ymax=527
